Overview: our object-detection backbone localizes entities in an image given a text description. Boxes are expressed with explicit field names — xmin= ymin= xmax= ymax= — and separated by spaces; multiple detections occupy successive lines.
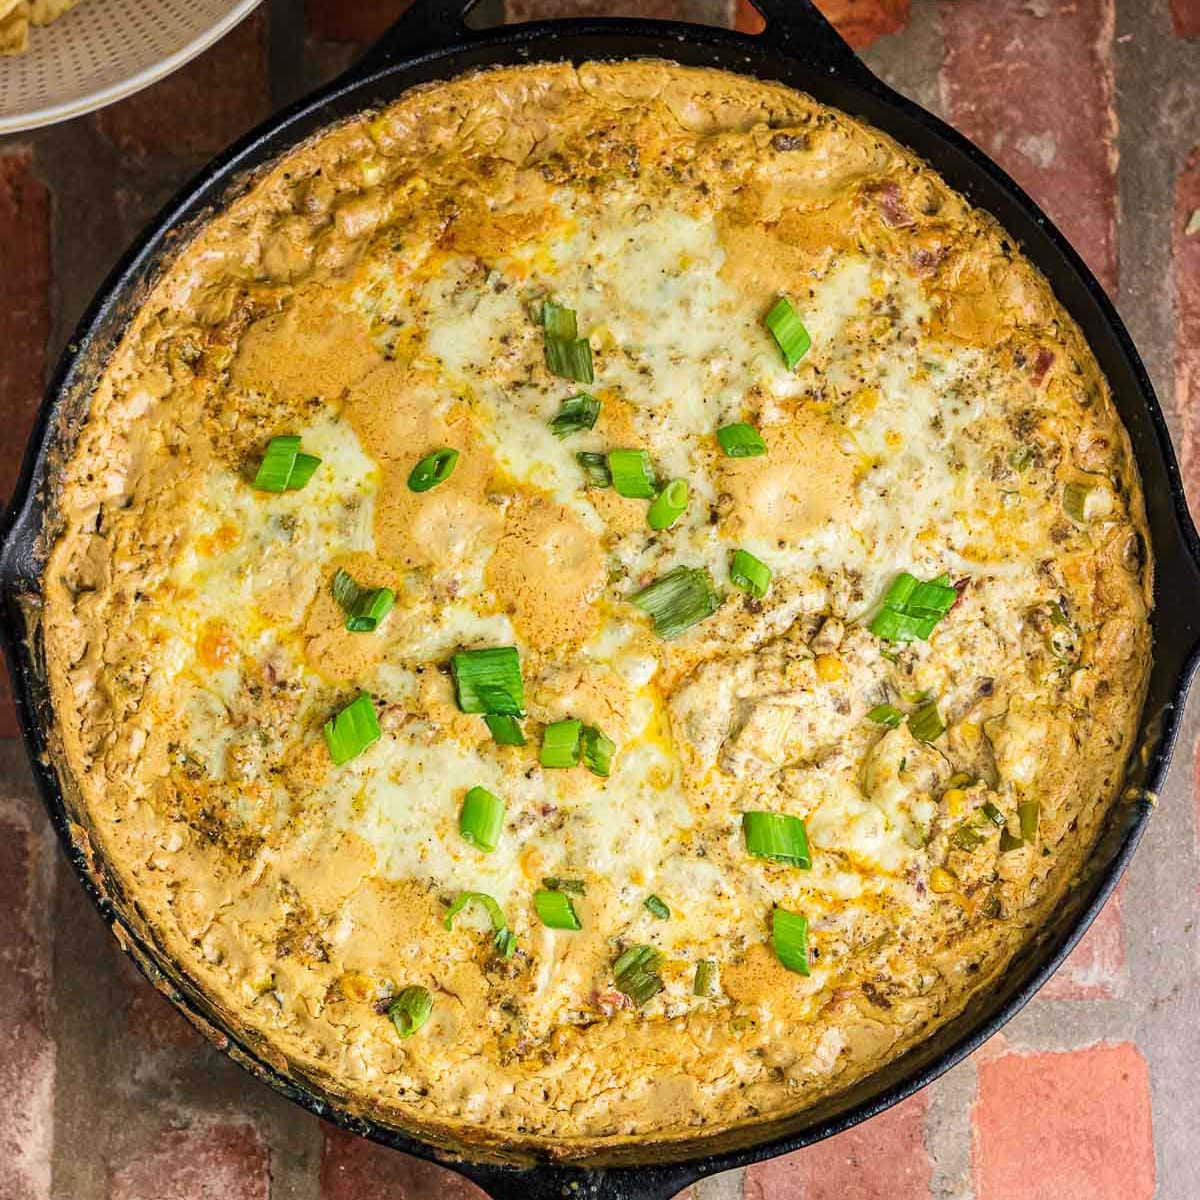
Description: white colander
xmin=0 ymin=0 xmax=262 ymax=134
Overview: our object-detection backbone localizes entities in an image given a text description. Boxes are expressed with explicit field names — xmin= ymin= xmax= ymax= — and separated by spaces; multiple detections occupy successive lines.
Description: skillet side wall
xmin=1 ymin=14 xmax=1198 ymax=1194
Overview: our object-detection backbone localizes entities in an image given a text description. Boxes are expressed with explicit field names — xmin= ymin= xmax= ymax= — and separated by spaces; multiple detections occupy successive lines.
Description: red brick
xmin=307 ymin=0 xmax=415 ymax=42
xmin=744 ymin=1090 xmax=930 ymax=1200
xmin=735 ymin=0 xmax=910 ymax=47
xmin=1040 ymin=888 xmax=1124 ymax=1000
xmin=1171 ymin=0 xmax=1200 ymax=37
xmin=1175 ymin=147 xmax=1200 ymax=512
xmin=111 ymin=948 xmax=204 ymax=1051
xmin=940 ymin=0 xmax=1119 ymax=297
xmin=108 ymin=1121 xmax=269 ymax=1200
xmin=94 ymin=13 xmax=270 ymax=159
xmin=973 ymin=1042 xmax=1154 ymax=1200
xmin=0 ymin=150 xmax=49 ymax=740
xmin=321 ymin=1125 xmax=488 ymax=1199
xmin=0 ymin=805 xmax=55 ymax=1200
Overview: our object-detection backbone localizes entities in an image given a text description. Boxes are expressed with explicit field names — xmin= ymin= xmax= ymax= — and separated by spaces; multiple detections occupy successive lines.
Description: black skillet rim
xmin=3 ymin=3 xmax=1200 ymax=1197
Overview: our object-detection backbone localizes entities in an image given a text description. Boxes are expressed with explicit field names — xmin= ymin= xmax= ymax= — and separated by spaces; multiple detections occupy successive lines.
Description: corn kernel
xmin=959 ymin=721 xmax=981 ymax=748
xmin=339 ymin=971 xmax=372 ymax=1002
xmin=929 ymin=866 xmax=956 ymax=894
xmin=942 ymin=788 xmax=966 ymax=817
xmin=816 ymin=654 xmax=846 ymax=682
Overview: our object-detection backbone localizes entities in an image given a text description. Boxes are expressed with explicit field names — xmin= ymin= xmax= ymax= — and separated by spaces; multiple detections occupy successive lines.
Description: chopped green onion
xmin=608 ymin=449 xmax=657 ymax=499
xmin=999 ymin=827 xmax=1024 ymax=853
xmin=981 ymin=802 xmax=1006 ymax=828
xmin=484 ymin=714 xmax=526 ymax=746
xmin=613 ymin=944 xmax=664 ymax=1005
xmin=581 ymin=724 xmax=615 ymax=777
xmin=764 ymin=296 xmax=812 ymax=369
xmin=542 ymin=876 xmax=586 ymax=894
xmin=866 ymin=703 xmax=904 ymax=728
xmin=730 ymin=548 xmax=771 ymax=599
xmin=459 ymin=786 xmax=505 ymax=853
xmin=407 ymin=447 xmax=459 ymax=493
xmin=869 ymin=571 xmax=959 ymax=643
xmin=534 ymin=888 xmax=582 ymax=931
xmin=542 ymin=300 xmax=594 ymax=384
xmin=1009 ymin=446 xmax=1033 ymax=472
xmin=694 ymin=959 xmax=717 ymax=996
xmin=952 ymin=820 xmax=986 ymax=851
xmin=495 ymin=929 xmax=517 ymax=959
xmin=1063 ymin=481 xmax=1111 ymax=522
xmin=742 ymin=812 xmax=812 ymax=869
xmin=387 ymin=985 xmax=432 ymax=1038
xmin=254 ymin=436 xmax=322 ymax=492
xmin=549 ymin=393 xmax=600 ymax=438
xmin=540 ymin=719 xmax=582 ymax=768
xmin=1018 ymin=800 xmax=1040 ymax=842
xmin=631 ymin=566 xmax=720 ymax=640
xmin=323 ymin=693 xmax=381 ymax=765
xmin=716 ymin=422 xmax=767 ymax=458
xmin=451 ymin=647 xmax=524 ymax=716
xmin=331 ymin=568 xmax=395 ymax=633
xmin=771 ymin=908 xmax=810 ymax=975
xmin=444 ymin=891 xmax=506 ymax=932
xmin=908 ymin=700 xmax=945 ymax=743
xmin=647 ymin=479 xmax=689 ymax=531
xmin=577 ymin=451 xmax=612 ymax=488
xmin=644 ymin=894 xmax=670 ymax=920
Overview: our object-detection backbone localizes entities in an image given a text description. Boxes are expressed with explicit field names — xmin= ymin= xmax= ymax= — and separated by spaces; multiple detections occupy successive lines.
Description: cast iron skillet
xmin=4 ymin=1 xmax=1200 ymax=1196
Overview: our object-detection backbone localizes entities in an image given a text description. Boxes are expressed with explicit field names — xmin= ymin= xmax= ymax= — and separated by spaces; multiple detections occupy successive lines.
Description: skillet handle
xmin=450 ymin=1160 xmax=705 ymax=1200
xmin=742 ymin=0 xmax=871 ymax=78
xmin=354 ymin=0 xmax=481 ymax=69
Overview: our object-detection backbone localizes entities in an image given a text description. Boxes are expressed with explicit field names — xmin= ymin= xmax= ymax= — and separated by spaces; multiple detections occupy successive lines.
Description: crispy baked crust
xmin=43 ymin=62 xmax=1151 ymax=1151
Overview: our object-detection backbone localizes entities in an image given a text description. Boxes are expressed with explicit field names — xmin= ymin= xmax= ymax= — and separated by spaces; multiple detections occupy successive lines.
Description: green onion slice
xmin=387 ymin=985 xmax=432 ymax=1038
xmin=981 ymin=801 xmax=1006 ymax=828
xmin=331 ymin=568 xmax=395 ymax=633
xmin=869 ymin=571 xmax=959 ymax=643
xmin=613 ymin=944 xmax=664 ymax=1005
xmin=254 ymin=436 xmax=323 ymax=492
xmin=540 ymin=719 xmax=582 ymax=769
xmin=764 ymin=296 xmax=812 ymax=370
xmin=730 ymin=548 xmax=771 ymax=599
xmin=772 ymin=908 xmax=810 ymax=975
xmin=631 ymin=565 xmax=720 ymax=640
xmin=287 ymin=453 xmax=322 ymax=490
xmin=542 ymin=876 xmax=586 ymax=894
xmin=647 ymin=479 xmax=689 ymax=531
xmin=542 ymin=300 xmax=594 ymax=384
xmin=743 ymin=812 xmax=812 ymax=869
xmin=952 ymin=820 xmax=986 ymax=851
xmin=908 ymin=700 xmax=945 ymax=743
xmin=534 ymin=888 xmax=582 ymax=931
xmin=1063 ymin=481 xmax=1107 ymax=522
xmin=694 ymin=959 xmax=717 ymax=996
xmin=716 ymin=422 xmax=767 ymax=458
xmin=608 ymin=449 xmax=657 ymax=499
xmin=550 ymin=393 xmax=601 ymax=438
xmin=443 ymin=891 xmax=514 ymax=959
xmin=866 ymin=703 xmax=904 ymax=728
xmin=484 ymin=714 xmax=526 ymax=746
xmin=999 ymin=827 xmax=1024 ymax=853
xmin=644 ymin=894 xmax=670 ymax=920
xmin=577 ymin=451 xmax=612 ymax=489
xmin=459 ymin=786 xmax=506 ymax=853
xmin=581 ymin=724 xmax=615 ymax=778
xmin=323 ymin=693 xmax=381 ymax=765
xmin=407 ymin=447 xmax=459 ymax=493
xmin=451 ymin=646 xmax=524 ymax=716
xmin=1018 ymin=800 xmax=1040 ymax=842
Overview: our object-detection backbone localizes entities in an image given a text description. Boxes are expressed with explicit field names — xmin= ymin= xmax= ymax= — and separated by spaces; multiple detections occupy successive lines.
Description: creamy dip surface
xmin=43 ymin=62 xmax=1152 ymax=1151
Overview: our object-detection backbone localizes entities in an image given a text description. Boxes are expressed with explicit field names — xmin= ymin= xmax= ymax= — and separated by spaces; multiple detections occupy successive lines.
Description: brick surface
xmin=1170 ymin=0 xmax=1200 ymax=37
xmin=307 ymin=0 xmax=415 ymax=42
xmin=320 ymin=1126 xmax=488 ymax=1198
xmin=973 ymin=1042 xmax=1155 ymax=1200
xmin=1176 ymin=146 xmax=1200 ymax=508
xmin=744 ymin=1091 xmax=930 ymax=1200
xmin=940 ymin=0 xmax=1119 ymax=297
xmin=111 ymin=949 xmax=204 ymax=1052
xmin=94 ymin=13 xmax=270 ymax=159
xmin=1040 ymin=890 xmax=1125 ymax=1000
xmin=0 ymin=803 xmax=55 ymax=1200
xmin=108 ymin=1121 xmax=269 ymax=1200
xmin=735 ymin=0 xmax=910 ymax=47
